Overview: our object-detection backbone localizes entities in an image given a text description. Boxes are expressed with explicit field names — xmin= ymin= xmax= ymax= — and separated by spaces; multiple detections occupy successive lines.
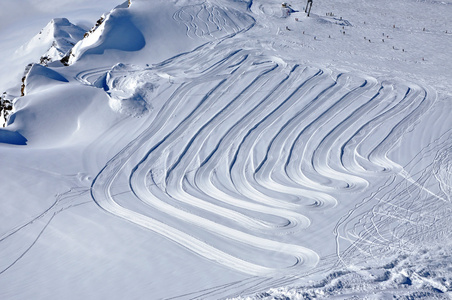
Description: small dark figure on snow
xmin=305 ymin=0 xmax=313 ymax=17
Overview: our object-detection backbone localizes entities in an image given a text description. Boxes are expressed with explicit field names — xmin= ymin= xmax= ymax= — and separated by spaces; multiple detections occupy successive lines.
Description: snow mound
xmin=172 ymin=2 xmax=254 ymax=39
xmin=22 ymin=64 xmax=68 ymax=95
xmin=104 ymin=63 xmax=160 ymax=117
xmin=68 ymin=8 xmax=145 ymax=65
xmin=16 ymin=18 xmax=86 ymax=65
xmin=6 ymin=82 xmax=113 ymax=147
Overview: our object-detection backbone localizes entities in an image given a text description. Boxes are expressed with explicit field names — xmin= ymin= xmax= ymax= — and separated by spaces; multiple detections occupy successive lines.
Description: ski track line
xmin=334 ymin=132 xmax=450 ymax=266
xmin=282 ymin=75 xmax=378 ymax=191
xmin=88 ymin=13 xmax=439 ymax=276
xmin=128 ymin=55 xmax=318 ymax=268
xmin=91 ymin=52 xmax=321 ymax=277
xmin=255 ymin=75 xmax=377 ymax=208
xmin=75 ymin=67 xmax=112 ymax=86
xmin=0 ymin=188 xmax=90 ymax=275
xmin=131 ymin=58 xmax=308 ymax=232
xmin=249 ymin=73 xmax=371 ymax=202
xmin=173 ymin=3 xmax=253 ymax=40
xmin=162 ymin=63 xmax=311 ymax=230
xmin=347 ymin=82 xmax=433 ymax=173
xmin=209 ymin=67 xmax=338 ymax=209
xmin=184 ymin=66 xmax=326 ymax=212
xmin=229 ymin=68 xmax=336 ymax=205
xmin=289 ymin=81 xmax=392 ymax=190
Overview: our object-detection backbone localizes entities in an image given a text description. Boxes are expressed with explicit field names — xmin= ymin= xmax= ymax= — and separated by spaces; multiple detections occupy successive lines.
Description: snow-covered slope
xmin=65 ymin=0 xmax=254 ymax=66
xmin=0 ymin=0 xmax=451 ymax=299
xmin=0 ymin=0 xmax=121 ymax=94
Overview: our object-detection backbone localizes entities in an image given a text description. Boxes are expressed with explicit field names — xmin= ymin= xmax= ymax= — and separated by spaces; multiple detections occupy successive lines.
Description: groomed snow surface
xmin=0 ymin=0 xmax=451 ymax=299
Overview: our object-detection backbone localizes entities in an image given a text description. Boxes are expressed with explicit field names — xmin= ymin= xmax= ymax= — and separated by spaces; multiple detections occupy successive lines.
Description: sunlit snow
xmin=0 ymin=0 xmax=451 ymax=299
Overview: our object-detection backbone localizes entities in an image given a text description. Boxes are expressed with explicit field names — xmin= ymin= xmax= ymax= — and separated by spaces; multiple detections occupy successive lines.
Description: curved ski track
xmin=86 ymin=45 xmax=436 ymax=276
xmin=173 ymin=2 xmax=254 ymax=40
xmin=80 ymin=6 xmax=438 ymax=276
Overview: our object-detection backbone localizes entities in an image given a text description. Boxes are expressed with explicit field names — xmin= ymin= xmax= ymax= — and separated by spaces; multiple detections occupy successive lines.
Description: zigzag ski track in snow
xmin=85 ymin=41 xmax=437 ymax=278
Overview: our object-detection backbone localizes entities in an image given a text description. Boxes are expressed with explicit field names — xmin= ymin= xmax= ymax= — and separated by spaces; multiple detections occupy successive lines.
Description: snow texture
xmin=0 ymin=0 xmax=451 ymax=299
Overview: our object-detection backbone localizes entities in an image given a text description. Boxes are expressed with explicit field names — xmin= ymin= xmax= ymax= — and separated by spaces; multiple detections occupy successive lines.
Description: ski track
xmin=85 ymin=43 xmax=437 ymax=277
xmin=72 ymin=3 xmax=439 ymax=278
xmin=334 ymin=130 xmax=452 ymax=268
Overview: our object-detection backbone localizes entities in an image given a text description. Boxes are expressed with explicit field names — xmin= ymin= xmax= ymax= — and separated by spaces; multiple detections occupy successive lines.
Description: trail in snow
xmin=173 ymin=2 xmax=249 ymax=39
xmin=0 ymin=188 xmax=90 ymax=275
xmin=335 ymin=130 xmax=452 ymax=266
xmin=85 ymin=31 xmax=436 ymax=276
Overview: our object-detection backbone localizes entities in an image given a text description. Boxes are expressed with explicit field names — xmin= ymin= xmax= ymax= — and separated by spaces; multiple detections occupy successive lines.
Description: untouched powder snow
xmin=0 ymin=0 xmax=451 ymax=299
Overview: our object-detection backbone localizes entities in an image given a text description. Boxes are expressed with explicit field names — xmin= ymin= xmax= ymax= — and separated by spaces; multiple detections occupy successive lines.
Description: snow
xmin=16 ymin=18 xmax=86 ymax=66
xmin=0 ymin=0 xmax=120 ymax=94
xmin=22 ymin=64 xmax=69 ymax=95
xmin=0 ymin=0 xmax=451 ymax=299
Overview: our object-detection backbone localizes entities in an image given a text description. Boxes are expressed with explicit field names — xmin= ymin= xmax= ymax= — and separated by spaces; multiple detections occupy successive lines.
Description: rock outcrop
xmin=0 ymin=93 xmax=13 ymax=127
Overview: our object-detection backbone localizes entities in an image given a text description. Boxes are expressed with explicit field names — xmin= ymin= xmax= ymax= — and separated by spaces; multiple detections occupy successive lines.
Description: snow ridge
xmin=17 ymin=18 xmax=86 ymax=65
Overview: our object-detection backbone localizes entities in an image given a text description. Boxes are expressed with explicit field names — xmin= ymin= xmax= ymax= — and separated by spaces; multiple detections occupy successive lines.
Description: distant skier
xmin=305 ymin=0 xmax=313 ymax=17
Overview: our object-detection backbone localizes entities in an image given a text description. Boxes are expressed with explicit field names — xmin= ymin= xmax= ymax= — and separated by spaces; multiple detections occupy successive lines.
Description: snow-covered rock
xmin=16 ymin=18 xmax=86 ymax=66
xmin=0 ymin=92 xmax=13 ymax=127
xmin=21 ymin=63 xmax=68 ymax=96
